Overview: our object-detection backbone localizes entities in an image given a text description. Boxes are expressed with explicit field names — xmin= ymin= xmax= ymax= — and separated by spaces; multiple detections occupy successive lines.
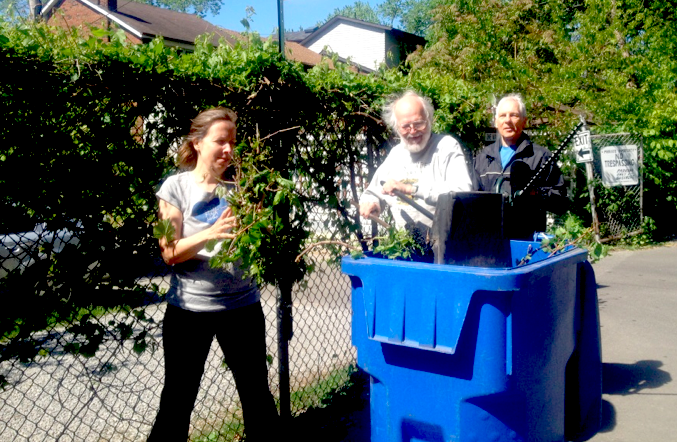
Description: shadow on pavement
xmin=598 ymin=399 xmax=616 ymax=433
xmin=292 ymin=361 xmax=672 ymax=440
xmin=598 ymin=360 xmax=672 ymax=433
xmin=602 ymin=360 xmax=672 ymax=395
xmin=292 ymin=369 xmax=370 ymax=442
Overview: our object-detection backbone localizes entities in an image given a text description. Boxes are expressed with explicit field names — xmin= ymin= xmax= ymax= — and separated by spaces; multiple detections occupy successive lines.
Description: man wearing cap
xmin=359 ymin=90 xmax=473 ymax=238
xmin=474 ymin=93 xmax=568 ymax=239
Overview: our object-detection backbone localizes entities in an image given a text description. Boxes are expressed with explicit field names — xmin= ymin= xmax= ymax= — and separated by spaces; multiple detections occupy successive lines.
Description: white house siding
xmin=307 ymin=23 xmax=386 ymax=71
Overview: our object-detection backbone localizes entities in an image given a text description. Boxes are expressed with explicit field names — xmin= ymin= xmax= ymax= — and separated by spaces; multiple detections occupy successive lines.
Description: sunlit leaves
xmin=153 ymin=219 xmax=176 ymax=243
xmin=373 ymin=227 xmax=428 ymax=260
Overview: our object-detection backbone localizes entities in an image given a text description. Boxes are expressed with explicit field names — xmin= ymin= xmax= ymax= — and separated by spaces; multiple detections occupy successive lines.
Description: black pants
xmin=148 ymin=302 xmax=278 ymax=441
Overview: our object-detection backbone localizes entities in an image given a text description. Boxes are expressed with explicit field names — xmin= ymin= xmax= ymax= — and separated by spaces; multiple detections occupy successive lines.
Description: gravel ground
xmin=0 ymin=262 xmax=355 ymax=442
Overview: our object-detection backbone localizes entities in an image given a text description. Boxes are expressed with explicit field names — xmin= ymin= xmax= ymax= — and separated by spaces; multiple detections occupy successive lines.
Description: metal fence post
xmin=578 ymin=116 xmax=601 ymax=243
xmin=275 ymin=0 xmax=291 ymax=414
xmin=277 ymin=279 xmax=293 ymax=422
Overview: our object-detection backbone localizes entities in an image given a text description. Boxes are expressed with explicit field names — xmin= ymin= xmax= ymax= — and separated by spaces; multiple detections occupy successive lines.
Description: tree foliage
xmin=0 ymin=18 xmax=391 ymax=359
xmin=411 ymin=0 xmax=677 ymax=237
xmin=320 ymin=0 xmax=435 ymax=36
xmin=321 ymin=0 xmax=383 ymax=27
xmin=0 ymin=0 xmax=29 ymax=20
xmin=3 ymin=0 xmax=677 ymax=365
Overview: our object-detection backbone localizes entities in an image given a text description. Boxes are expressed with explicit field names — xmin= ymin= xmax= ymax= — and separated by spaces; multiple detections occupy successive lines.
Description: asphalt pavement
xmin=587 ymin=241 xmax=677 ymax=441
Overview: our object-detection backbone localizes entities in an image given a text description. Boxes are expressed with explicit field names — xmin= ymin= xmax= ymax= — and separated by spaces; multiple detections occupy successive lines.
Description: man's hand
xmin=382 ymin=179 xmax=414 ymax=196
xmin=359 ymin=201 xmax=381 ymax=219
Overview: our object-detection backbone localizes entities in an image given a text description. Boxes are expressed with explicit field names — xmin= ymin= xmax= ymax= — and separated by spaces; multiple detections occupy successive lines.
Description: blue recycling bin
xmin=342 ymin=241 xmax=602 ymax=442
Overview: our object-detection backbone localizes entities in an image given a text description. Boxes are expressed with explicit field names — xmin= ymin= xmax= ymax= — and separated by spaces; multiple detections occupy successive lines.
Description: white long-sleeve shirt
xmin=360 ymin=133 xmax=473 ymax=229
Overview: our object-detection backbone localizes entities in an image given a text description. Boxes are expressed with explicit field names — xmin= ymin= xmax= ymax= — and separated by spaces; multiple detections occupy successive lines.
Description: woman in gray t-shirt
xmin=148 ymin=108 xmax=278 ymax=442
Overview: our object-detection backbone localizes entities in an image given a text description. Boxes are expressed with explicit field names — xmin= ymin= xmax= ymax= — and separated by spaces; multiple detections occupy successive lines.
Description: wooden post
xmin=585 ymin=161 xmax=601 ymax=243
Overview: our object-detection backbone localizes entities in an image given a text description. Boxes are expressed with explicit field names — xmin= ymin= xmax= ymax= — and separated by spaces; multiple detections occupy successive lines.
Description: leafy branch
xmin=518 ymin=213 xmax=609 ymax=266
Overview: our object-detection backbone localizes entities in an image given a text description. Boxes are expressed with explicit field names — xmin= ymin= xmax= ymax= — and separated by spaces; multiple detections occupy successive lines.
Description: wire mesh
xmin=0 ymin=216 xmax=355 ymax=442
xmin=0 ymin=208 xmax=357 ymax=442
xmin=573 ymin=133 xmax=644 ymax=240
xmin=0 ymin=38 xmax=382 ymax=441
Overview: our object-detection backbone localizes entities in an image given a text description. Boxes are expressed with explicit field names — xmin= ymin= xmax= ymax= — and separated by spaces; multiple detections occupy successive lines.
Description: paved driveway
xmin=587 ymin=242 xmax=677 ymax=441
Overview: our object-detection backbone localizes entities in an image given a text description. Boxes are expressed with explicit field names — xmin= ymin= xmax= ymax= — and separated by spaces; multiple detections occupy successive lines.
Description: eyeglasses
xmin=398 ymin=120 xmax=427 ymax=133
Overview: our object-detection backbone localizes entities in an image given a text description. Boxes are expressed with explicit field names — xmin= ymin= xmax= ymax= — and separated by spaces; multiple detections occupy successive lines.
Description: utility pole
xmin=29 ymin=0 xmax=42 ymax=21
xmin=277 ymin=0 xmax=285 ymax=57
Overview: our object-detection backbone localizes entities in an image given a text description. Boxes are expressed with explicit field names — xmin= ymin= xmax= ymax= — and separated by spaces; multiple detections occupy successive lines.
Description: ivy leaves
xmin=153 ymin=219 xmax=176 ymax=244
xmin=548 ymin=213 xmax=607 ymax=263
xmin=204 ymin=140 xmax=309 ymax=286
xmin=372 ymin=227 xmax=428 ymax=261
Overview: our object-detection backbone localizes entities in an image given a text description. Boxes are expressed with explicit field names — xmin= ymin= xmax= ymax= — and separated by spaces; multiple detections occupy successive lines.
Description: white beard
xmin=401 ymin=130 xmax=432 ymax=153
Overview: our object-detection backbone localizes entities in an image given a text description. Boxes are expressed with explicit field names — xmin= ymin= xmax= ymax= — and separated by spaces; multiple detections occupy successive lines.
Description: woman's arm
xmin=158 ymin=198 xmax=237 ymax=266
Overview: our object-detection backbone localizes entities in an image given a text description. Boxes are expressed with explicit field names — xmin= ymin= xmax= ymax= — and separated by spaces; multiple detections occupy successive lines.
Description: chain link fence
xmin=0 ymin=205 xmax=359 ymax=442
xmin=569 ymin=133 xmax=644 ymax=241
xmin=0 ymin=35 xmax=394 ymax=442
xmin=0 ymin=102 xmax=375 ymax=442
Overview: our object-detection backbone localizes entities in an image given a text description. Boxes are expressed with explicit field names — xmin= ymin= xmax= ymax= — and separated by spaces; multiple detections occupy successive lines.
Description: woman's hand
xmin=207 ymin=207 xmax=238 ymax=240
xmin=158 ymin=200 xmax=240 ymax=266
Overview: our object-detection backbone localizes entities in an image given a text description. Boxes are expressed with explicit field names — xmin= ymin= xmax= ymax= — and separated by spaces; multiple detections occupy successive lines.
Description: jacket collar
xmin=486 ymin=133 xmax=533 ymax=160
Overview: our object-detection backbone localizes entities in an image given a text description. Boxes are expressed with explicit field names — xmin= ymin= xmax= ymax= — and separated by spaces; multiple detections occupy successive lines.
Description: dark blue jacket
xmin=474 ymin=133 xmax=568 ymax=239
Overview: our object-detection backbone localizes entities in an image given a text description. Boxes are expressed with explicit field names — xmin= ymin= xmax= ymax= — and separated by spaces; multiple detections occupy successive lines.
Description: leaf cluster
xmin=208 ymin=140 xmax=310 ymax=285
xmin=548 ymin=213 xmax=608 ymax=263
xmin=0 ymin=17 xmax=404 ymax=358
xmin=410 ymin=0 xmax=677 ymax=238
xmin=370 ymin=227 xmax=431 ymax=261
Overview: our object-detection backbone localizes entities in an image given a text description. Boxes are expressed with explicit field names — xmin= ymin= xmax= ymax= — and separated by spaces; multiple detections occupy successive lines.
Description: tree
xmin=0 ymin=0 xmax=30 ymax=20
xmin=410 ymin=0 xmax=677 ymax=238
xmin=377 ymin=0 xmax=407 ymax=27
xmin=398 ymin=0 xmax=438 ymax=36
xmin=319 ymin=0 xmax=436 ymax=36
xmin=319 ymin=0 xmax=383 ymax=26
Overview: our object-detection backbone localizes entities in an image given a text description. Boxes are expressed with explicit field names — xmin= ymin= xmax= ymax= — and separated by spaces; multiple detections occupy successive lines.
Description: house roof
xmin=282 ymin=27 xmax=319 ymax=43
xmin=40 ymin=0 xmax=327 ymax=67
xmin=41 ymin=0 xmax=239 ymax=47
xmin=284 ymin=41 xmax=333 ymax=68
xmin=300 ymin=15 xmax=426 ymax=48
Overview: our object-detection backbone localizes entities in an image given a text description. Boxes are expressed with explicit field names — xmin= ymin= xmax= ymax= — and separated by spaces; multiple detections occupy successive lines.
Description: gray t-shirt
xmin=156 ymin=171 xmax=260 ymax=312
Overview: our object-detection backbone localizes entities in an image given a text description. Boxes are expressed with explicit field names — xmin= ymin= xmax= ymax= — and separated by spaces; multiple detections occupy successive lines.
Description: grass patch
xmin=289 ymin=365 xmax=355 ymax=414
xmin=291 ymin=366 xmax=370 ymax=442
xmin=190 ymin=418 xmax=244 ymax=442
xmin=187 ymin=366 xmax=370 ymax=442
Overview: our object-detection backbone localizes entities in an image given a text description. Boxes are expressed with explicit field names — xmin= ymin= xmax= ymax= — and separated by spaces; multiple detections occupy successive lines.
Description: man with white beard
xmin=359 ymin=90 xmax=473 ymax=236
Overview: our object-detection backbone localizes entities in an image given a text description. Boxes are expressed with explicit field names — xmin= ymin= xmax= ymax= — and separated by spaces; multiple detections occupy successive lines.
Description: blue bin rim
xmin=342 ymin=242 xmax=588 ymax=274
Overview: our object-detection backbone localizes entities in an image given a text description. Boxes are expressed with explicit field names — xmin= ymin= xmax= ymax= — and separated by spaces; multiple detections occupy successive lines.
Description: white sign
xmin=600 ymin=145 xmax=639 ymax=187
xmin=573 ymin=130 xmax=593 ymax=163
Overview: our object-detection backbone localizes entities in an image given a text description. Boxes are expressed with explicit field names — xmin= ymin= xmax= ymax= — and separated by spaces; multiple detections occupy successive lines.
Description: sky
xmin=205 ymin=0 xmax=377 ymax=37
